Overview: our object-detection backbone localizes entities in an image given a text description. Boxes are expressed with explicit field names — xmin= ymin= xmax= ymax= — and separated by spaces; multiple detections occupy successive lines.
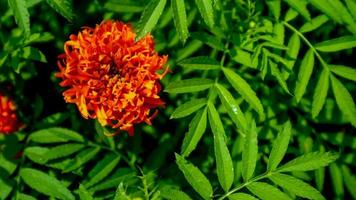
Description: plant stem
xmin=217 ymin=171 xmax=273 ymax=200
xmin=282 ymin=21 xmax=330 ymax=72
xmin=220 ymin=42 xmax=230 ymax=67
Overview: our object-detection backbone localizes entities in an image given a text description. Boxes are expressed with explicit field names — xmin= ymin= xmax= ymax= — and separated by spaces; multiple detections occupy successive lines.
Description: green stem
xmin=208 ymin=41 xmax=231 ymax=103
xmin=217 ymin=172 xmax=273 ymax=200
xmin=281 ymin=21 xmax=330 ymax=72
xmin=220 ymin=42 xmax=230 ymax=67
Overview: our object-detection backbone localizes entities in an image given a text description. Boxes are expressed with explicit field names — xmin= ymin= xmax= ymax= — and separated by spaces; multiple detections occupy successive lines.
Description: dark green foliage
xmin=0 ymin=0 xmax=355 ymax=199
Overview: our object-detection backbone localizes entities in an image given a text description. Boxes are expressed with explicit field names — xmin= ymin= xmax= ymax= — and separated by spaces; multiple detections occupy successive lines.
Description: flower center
xmin=108 ymin=62 xmax=120 ymax=76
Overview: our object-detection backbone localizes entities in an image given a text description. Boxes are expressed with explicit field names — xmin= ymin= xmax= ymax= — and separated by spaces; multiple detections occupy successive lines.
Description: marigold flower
xmin=0 ymin=93 xmax=22 ymax=134
xmin=57 ymin=20 xmax=168 ymax=135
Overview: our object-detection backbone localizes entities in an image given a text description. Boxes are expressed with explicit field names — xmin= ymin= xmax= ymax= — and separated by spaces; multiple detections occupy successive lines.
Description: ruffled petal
xmin=57 ymin=20 xmax=168 ymax=136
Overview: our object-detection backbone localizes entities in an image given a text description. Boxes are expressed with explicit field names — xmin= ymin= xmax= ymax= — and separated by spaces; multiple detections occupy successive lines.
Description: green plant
xmin=0 ymin=0 xmax=355 ymax=199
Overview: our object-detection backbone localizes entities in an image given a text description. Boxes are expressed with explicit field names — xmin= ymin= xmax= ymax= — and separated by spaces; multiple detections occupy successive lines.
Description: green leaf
xmin=35 ymin=112 xmax=69 ymax=129
xmin=171 ymin=98 xmax=207 ymax=119
xmin=284 ymin=8 xmax=299 ymax=22
xmin=89 ymin=168 xmax=137 ymax=192
xmin=345 ymin=0 xmax=356 ymax=19
xmin=172 ymin=0 xmax=189 ymax=43
xmin=43 ymin=143 xmax=85 ymax=162
xmin=329 ymin=65 xmax=356 ymax=82
xmin=300 ymin=15 xmax=329 ymax=33
xmin=8 ymin=0 xmax=30 ymax=36
xmin=327 ymin=0 xmax=356 ymax=34
xmin=315 ymin=36 xmax=356 ymax=52
xmin=24 ymin=32 xmax=54 ymax=45
xmin=46 ymin=0 xmax=74 ymax=21
xmin=24 ymin=146 xmax=49 ymax=164
xmin=181 ymin=108 xmax=208 ymax=157
xmin=0 ymin=53 xmax=8 ymax=67
xmin=277 ymin=152 xmax=338 ymax=172
xmin=160 ymin=186 xmax=192 ymax=200
xmin=63 ymin=147 xmax=100 ymax=172
xmin=308 ymin=0 xmax=342 ymax=23
xmin=104 ymin=0 xmax=143 ymax=13
xmin=11 ymin=50 xmax=21 ymax=73
xmin=228 ymin=193 xmax=258 ymax=200
xmin=178 ymin=56 xmax=220 ymax=70
xmin=284 ymin=33 xmax=300 ymax=79
xmin=0 ymin=147 xmax=18 ymax=176
xmin=26 ymin=0 xmax=42 ymax=8
xmin=84 ymin=153 xmax=120 ymax=188
xmin=176 ymin=40 xmax=203 ymax=61
xmin=294 ymin=49 xmax=315 ymax=103
xmin=17 ymin=193 xmax=37 ymax=200
xmin=247 ymin=182 xmax=292 ymax=200
xmin=262 ymin=42 xmax=288 ymax=50
xmin=195 ymin=0 xmax=214 ymax=28
xmin=95 ymin=121 xmax=115 ymax=149
xmin=48 ymin=160 xmax=73 ymax=172
xmin=330 ymin=75 xmax=356 ymax=126
xmin=231 ymin=48 xmax=256 ymax=68
xmin=268 ymin=52 xmax=289 ymax=67
xmin=216 ymin=84 xmax=247 ymax=133
xmin=0 ymin=178 xmax=14 ymax=200
xmin=207 ymin=103 xmax=234 ymax=191
xmin=136 ymin=0 xmax=167 ymax=41
xmin=159 ymin=6 xmax=173 ymax=29
xmin=113 ymin=183 xmax=130 ymax=200
xmin=191 ymin=32 xmax=225 ymax=51
xmin=329 ymin=163 xmax=344 ymax=198
xmin=261 ymin=52 xmax=268 ymax=79
xmin=320 ymin=132 xmax=356 ymax=149
xmin=20 ymin=168 xmax=75 ymax=200
xmin=19 ymin=47 xmax=47 ymax=62
xmin=175 ymin=154 xmax=213 ymax=200
xmin=268 ymin=121 xmax=292 ymax=171
xmin=165 ymin=78 xmax=214 ymax=93
xmin=30 ymin=127 xmax=85 ymax=143
xmin=222 ymin=67 xmax=265 ymax=120
xmin=269 ymin=173 xmax=325 ymax=200
xmin=252 ymin=46 xmax=262 ymax=68
xmin=242 ymin=120 xmax=258 ymax=181
xmin=273 ymin=23 xmax=285 ymax=44
xmin=270 ymin=60 xmax=291 ymax=94
xmin=312 ymin=69 xmax=330 ymax=118
xmin=341 ymin=165 xmax=356 ymax=199
xmin=283 ymin=0 xmax=310 ymax=20
xmin=266 ymin=0 xmax=281 ymax=20
xmin=78 ymin=185 xmax=94 ymax=200
xmin=315 ymin=167 xmax=325 ymax=192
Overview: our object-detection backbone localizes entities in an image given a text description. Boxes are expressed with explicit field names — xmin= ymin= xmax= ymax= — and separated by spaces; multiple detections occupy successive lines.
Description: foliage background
xmin=0 ymin=0 xmax=355 ymax=199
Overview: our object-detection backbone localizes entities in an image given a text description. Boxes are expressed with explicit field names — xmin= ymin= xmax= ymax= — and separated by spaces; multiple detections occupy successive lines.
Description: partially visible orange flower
xmin=0 ymin=93 xmax=22 ymax=134
xmin=57 ymin=20 xmax=168 ymax=135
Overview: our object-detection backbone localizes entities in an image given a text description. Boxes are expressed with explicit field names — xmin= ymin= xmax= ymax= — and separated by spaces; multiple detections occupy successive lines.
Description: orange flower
xmin=0 ymin=93 xmax=22 ymax=134
xmin=57 ymin=20 xmax=168 ymax=135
